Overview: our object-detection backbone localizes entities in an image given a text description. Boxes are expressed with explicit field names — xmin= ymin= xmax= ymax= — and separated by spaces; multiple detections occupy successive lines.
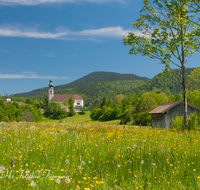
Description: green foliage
xmin=93 ymin=99 xmax=100 ymax=109
xmin=188 ymin=112 xmax=199 ymax=131
xmin=90 ymin=108 xmax=102 ymax=120
xmin=43 ymin=93 xmax=49 ymax=110
xmin=0 ymin=102 xmax=42 ymax=122
xmin=187 ymin=90 xmax=200 ymax=108
xmin=188 ymin=67 xmax=200 ymax=91
xmin=133 ymin=92 xmax=169 ymax=126
xmin=101 ymin=96 xmax=108 ymax=108
xmin=121 ymin=105 xmax=132 ymax=124
xmin=170 ymin=115 xmax=184 ymax=132
xmin=171 ymin=112 xmax=199 ymax=132
xmin=123 ymin=0 xmax=200 ymax=67
xmin=22 ymin=110 xmax=35 ymax=122
xmin=68 ymin=97 xmax=76 ymax=117
xmin=46 ymin=102 xmax=68 ymax=120
xmin=136 ymin=68 xmax=195 ymax=95
xmin=80 ymin=106 xmax=86 ymax=115
xmin=25 ymin=98 xmax=33 ymax=105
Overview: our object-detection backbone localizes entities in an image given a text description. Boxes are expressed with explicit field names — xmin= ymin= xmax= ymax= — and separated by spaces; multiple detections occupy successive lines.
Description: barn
xmin=148 ymin=100 xmax=200 ymax=129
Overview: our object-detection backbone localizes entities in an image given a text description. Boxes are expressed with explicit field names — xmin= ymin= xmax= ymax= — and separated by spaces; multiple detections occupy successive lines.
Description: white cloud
xmin=73 ymin=27 xmax=131 ymax=37
xmin=0 ymin=28 xmax=68 ymax=38
xmin=0 ymin=71 xmax=69 ymax=79
xmin=0 ymin=0 xmax=125 ymax=6
xmin=0 ymin=26 xmax=139 ymax=39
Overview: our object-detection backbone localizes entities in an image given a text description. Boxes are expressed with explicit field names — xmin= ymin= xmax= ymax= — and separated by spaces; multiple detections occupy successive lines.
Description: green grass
xmin=0 ymin=122 xmax=200 ymax=189
xmin=40 ymin=111 xmax=122 ymax=125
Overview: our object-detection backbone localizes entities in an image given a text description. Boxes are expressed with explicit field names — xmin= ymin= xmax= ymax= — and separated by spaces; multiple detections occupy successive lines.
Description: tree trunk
xmin=182 ymin=65 xmax=188 ymax=129
xmin=180 ymin=3 xmax=188 ymax=130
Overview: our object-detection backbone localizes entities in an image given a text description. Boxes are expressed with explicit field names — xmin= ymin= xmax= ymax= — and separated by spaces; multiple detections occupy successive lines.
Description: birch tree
xmin=123 ymin=0 xmax=200 ymax=129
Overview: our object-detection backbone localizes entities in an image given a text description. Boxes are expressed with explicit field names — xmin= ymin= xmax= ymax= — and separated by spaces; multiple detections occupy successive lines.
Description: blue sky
xmin=0 ymin=0 xmax=199 ymax=96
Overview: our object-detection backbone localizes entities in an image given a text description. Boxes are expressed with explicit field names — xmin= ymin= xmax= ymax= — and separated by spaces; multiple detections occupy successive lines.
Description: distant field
xmin=41 ymin=111 xmax=122 ymax=125
xmin=0 ymin=122 xmax=199 ymax=189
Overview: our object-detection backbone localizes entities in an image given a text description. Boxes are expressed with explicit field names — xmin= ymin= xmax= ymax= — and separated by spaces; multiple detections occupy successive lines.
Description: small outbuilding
xmin=148 ymin=100 xmax=200 ymax=129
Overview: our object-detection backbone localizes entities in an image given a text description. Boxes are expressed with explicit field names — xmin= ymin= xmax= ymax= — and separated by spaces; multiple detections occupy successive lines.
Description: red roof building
xmin=48 ymin=79 xmax=84 ymax=112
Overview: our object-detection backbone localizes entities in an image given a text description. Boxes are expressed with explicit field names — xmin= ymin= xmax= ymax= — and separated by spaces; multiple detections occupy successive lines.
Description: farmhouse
xmin=148 ymin=100 xmax=200 ymax=129
xmin=48 ymin=78 xmax=84 ymax=112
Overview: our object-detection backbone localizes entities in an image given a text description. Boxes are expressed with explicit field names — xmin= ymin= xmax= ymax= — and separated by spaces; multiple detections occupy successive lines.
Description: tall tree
xmin=123 ymin=0 xmax=200 ymax=129
xmin=68 ymin=97 xmax=75 ymax=117
xmin=101 ymin=96 xmax=108 ymax=108
xmin=93 ymin=99 xmax=100 ymax=109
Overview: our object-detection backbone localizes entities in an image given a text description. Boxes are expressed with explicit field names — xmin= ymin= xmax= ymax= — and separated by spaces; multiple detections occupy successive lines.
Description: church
xmin=48 ymin=78 xmax=84 ymax=112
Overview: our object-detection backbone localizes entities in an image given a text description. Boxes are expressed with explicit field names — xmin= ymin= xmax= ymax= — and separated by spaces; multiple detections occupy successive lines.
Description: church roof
xmin=49 ymin=94 xmax=83 ymax=102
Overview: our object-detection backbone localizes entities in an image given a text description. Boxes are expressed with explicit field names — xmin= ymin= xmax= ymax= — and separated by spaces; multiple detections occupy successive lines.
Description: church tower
xmin=48 ymin=78 xmax=54 ymax=102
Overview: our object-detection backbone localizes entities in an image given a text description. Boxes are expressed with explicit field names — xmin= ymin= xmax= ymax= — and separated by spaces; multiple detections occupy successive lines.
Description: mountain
xmin=133 ymin=68 xmax=195 ymax=95
xmin=14 ymin=71 xmax=149 ymax=106
xmin=14 ymin=68 xmax=196 ymax=108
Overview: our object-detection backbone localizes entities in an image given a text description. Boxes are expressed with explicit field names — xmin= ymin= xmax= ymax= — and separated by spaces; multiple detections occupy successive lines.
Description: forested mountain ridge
xmin=134 ymin=68 xmax=195 ymax=95
xmin=13 ymin=68 xmax=196 ymax=108
xmin=14 ymin=71 xmax=149 ymax=98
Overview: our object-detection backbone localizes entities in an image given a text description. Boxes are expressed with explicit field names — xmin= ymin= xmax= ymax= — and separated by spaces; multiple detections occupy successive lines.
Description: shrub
xmin=170 ymin=115 xmax=184 ymax=132
xmin=188 ymin=112 xmax=199 ymax=131
xmin=22 ymin=110 xmax=35 ymax=122
xmin=1 ymin=116 xmax=10 ymax=122
xmin=170 ymin=112 xmax=199 ymax=131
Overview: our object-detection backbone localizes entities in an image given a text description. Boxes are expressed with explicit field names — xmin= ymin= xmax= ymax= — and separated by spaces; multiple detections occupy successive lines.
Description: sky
xmin=0 ymin=0 xmax=199 ymax=96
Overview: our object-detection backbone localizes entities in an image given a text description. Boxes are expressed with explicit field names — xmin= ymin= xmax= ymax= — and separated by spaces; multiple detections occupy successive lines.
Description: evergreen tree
xmin=93 ymin=99 xmax=100 ymax=109
xmin=101 ymin=96 xmax=107 ymax=108
xmin=69 ymin=97 xmax=76 ymax=117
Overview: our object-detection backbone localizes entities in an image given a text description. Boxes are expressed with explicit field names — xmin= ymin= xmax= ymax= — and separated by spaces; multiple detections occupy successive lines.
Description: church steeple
xmin=48 ymin=78 xmax=54 ymax=102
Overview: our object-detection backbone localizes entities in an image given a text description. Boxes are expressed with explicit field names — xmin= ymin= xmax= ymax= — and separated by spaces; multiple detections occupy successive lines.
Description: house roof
xmin=49 ymin=94 xmax=83 ymax=102
xmin=148 ymin=100 xmax=200 ymax=114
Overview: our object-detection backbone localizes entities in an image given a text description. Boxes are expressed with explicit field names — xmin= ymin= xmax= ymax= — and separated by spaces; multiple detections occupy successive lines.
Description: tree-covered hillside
xmin=13 ymin=68 xmax=197 ymax=109
xmin=133 ymin=68 xmax=195 ymax=95
xmin=14 ymin=71 xmax=149 ymax=98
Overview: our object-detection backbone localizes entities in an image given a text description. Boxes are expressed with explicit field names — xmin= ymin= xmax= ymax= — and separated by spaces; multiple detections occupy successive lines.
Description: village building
xmin=48 ymin=79 xmax=84 ymax=112
xmin=5 ymin=94 xmax=11 ymax=102
xmin=148 ymin=100 xmax=200 ymax=129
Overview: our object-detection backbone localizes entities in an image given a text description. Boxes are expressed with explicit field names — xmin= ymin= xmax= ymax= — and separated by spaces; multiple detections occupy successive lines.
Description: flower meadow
xmin=0 ymin=122 xmax=200 ymax=189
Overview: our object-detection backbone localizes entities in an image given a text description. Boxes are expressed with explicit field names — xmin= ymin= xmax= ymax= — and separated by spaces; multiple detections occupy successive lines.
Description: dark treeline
xmin=90 ymin=90 xmax=200 ymax=126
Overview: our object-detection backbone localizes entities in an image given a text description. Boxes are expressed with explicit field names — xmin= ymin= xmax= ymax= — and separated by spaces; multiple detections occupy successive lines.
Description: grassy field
xmin=0 ymin=122 xmax=200 ymax=189
xmin=41 ymin=112 xmax=122 ymax=126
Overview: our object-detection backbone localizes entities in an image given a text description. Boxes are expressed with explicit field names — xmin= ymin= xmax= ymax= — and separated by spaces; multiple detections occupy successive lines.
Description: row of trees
xmin=91 ymin=87 xmax=200 ymax=126
xmin=0 ymin=100 xmax=42 ymax=122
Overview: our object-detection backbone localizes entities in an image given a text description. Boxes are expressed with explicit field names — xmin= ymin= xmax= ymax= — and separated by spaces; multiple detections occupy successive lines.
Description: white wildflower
xmin=81 ymin=161 xmax=85 ymax=166
xmin=117 ymin=165 xmax=120 ymax=168
xmin=65 ymin=159 xmax=70 ymax=164
xmin=30 ymin=181 xmax=36 ymax=187
xmin=0 ymin=166 xmax=5 ymax=171
xmin=141 ymin=160 xmax=144 ymax=165
xmin=65 ymin=178 xmax=71 ymax=184
xmin=55 ymin=178 xmax=61 ymax=184
xmin=152 ymin=163 xmax=156 ymax=166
